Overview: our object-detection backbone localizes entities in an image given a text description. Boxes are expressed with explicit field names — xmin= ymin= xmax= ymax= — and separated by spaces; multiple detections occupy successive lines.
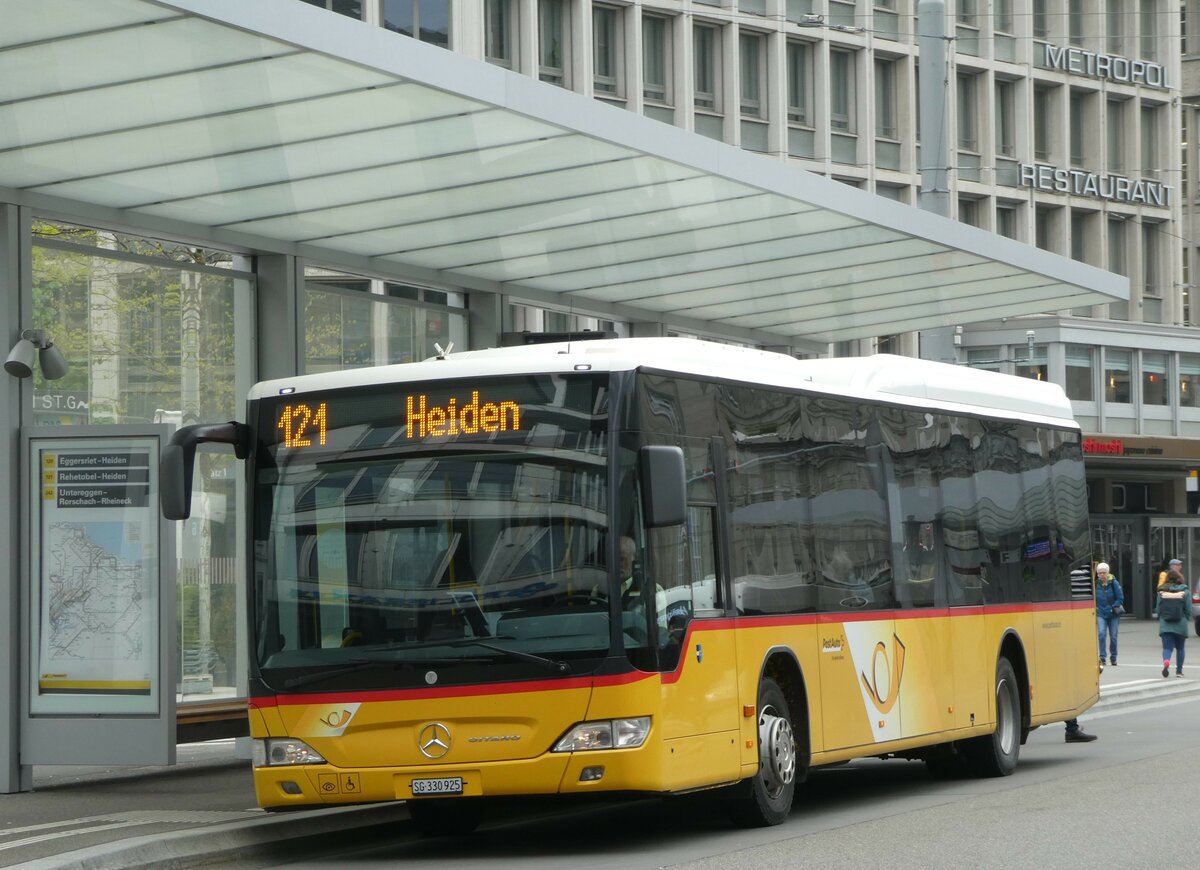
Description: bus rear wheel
xmin=961 ymin=656 xmax=1021 ymax=778
xmin=724 ymin=678 xmax=796 ymax=827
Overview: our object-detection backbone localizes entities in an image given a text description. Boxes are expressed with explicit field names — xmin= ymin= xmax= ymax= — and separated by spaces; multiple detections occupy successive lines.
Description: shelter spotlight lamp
xmin=5 ymin=329 xmax=69 ymax=380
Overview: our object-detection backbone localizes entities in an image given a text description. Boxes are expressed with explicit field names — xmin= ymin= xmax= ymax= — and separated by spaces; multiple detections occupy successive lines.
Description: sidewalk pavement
xmin=1 ymin=617 xmax=1195 ymax=869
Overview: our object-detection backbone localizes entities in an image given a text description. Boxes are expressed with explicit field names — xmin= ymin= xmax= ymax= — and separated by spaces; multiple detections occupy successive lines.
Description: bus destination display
xmin=273 ymin=390 xmax=523 ymax=449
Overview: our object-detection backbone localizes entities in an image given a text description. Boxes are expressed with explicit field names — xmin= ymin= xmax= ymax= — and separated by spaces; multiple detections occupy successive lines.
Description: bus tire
xmin=724 ymin=678 xmax=796 ymax=827
xmin=961 ymin=656 xmax=1021 ymax=778
xmin=407 ymin=797 xmax=484 ymax=837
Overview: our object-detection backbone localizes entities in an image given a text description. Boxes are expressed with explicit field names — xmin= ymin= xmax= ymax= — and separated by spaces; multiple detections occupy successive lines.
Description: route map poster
xmin=29 ymin=436 xmax=160 ymax=715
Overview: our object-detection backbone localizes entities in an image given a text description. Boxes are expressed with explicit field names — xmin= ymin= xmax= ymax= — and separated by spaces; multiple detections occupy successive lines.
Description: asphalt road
xmin=266 ymin=693 xmax=1200 ymax=870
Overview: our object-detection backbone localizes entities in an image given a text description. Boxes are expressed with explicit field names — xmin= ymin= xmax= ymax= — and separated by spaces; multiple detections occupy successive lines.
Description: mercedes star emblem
xmin=418 ymin=722 xmax=452 ymax=759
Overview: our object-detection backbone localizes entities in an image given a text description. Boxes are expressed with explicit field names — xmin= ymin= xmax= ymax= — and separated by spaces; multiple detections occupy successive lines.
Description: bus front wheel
xmin=725 ymin=677 xmax=796 ymax=827
xmin=961 ymin=656 xmax=1021 ymax=778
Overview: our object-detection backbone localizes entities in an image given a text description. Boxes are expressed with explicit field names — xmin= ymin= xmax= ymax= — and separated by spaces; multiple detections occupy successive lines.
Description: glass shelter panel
xmin=31 ymin=220 xmax=252 ymax=707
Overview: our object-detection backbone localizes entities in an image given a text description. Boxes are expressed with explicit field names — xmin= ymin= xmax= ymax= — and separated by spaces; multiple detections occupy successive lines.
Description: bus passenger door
xmin=646 ymin=448 xmax=740 ymax=790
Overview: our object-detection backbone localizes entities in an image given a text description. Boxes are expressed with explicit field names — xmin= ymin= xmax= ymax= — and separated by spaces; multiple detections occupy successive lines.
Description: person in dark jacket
xmin=1157 ymin=568 xmax=1193 ymax=677
xmin=1095 ymin=562 xmax=1124 ymax=667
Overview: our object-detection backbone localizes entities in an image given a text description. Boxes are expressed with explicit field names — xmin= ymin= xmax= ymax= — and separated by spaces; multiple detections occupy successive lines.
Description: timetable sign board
xmin=30 ymin=438 xmax=160 ymax=715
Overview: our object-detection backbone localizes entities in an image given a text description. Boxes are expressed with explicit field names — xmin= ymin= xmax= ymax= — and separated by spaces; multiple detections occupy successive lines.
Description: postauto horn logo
xmin=860 ymin=634 xmax=906 ymax=715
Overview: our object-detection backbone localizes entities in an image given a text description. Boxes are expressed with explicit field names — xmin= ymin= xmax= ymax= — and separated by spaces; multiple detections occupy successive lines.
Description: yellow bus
xmin=161 ymin=337 xmax=1098 ymax=834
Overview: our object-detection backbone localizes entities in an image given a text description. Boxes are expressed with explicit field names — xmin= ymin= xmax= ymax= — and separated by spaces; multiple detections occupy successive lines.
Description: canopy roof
xmin=0 ymin=0 xmax=1127 ymax=345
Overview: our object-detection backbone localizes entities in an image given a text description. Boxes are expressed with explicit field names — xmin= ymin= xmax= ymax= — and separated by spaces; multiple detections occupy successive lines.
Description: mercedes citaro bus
xmin=161 ymin=338 xmax=1097 ymax=834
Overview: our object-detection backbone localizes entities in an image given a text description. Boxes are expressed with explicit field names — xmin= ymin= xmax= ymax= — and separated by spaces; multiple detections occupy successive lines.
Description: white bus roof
xmin=251 ymin=337 xmax=1077 ymax=428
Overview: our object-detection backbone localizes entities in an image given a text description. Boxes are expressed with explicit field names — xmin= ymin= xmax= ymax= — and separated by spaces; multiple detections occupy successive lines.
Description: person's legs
xmin=1064 ymin=717 xmax=1096 ymax=742
xmin=1109 ymin=616 xmax=1119 ymax=663
xmin=1162 ymin=634 xmax=1174 ymax=677
xmin=1177 ymin=637 xmax=1186 ymax=675
xmin=1097 ymin=616 xmax=1107 ymax=662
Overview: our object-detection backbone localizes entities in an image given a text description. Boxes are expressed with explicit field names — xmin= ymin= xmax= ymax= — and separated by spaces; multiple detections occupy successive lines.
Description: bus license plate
xmin=411 ymin=777 xmax=464 ymax=796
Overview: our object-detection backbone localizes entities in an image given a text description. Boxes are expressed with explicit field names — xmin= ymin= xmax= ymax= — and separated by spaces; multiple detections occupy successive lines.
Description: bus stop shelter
xmin=0 ymin=0 xmax=1127 ymax=793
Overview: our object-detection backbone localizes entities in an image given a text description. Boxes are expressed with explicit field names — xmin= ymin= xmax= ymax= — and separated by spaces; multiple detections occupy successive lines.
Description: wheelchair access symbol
xmin=318 ymin=772 xmax=361 ymax=794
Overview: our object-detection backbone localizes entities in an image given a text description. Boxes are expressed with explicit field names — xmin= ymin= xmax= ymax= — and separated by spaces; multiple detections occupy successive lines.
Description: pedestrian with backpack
xmin=1157 ymin=568 xmax=1193 ymax=677
xmin=1095 ymin=562 xmax=1124 ymax=668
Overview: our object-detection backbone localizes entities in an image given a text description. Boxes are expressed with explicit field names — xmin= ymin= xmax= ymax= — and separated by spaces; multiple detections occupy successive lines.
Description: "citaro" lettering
xmin=406 ymin=391 xmax=521 ymax=439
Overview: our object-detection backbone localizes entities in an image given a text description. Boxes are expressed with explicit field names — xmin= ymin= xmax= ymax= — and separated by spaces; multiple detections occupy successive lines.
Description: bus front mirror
xmin=640 ymin=445 xmax=686 ymax=528
xmin=160 ymin=421 xmax=250 ymax=521
xmin=160 ymin=441 xmax=194 ymax=521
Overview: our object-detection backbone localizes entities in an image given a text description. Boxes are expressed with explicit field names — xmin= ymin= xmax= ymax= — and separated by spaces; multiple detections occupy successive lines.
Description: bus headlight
xmin=252 ymin=738 xmax=327 ymax=767
xmin=552 ymin=717 xmax=651 ymax=752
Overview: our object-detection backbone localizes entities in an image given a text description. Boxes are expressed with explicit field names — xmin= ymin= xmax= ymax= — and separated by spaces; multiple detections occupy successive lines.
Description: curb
xmin=17 ymin=802 xmax=411 ymax=870
xmin=1093 ymin=677 xmax=1200 ymax=712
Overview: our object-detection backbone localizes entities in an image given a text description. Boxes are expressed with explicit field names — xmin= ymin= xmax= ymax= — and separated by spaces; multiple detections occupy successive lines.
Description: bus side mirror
xmin=640 ymin=445 xmax=686 ymax=528
xmin=161 ymin=421 xmax=250 ymax=521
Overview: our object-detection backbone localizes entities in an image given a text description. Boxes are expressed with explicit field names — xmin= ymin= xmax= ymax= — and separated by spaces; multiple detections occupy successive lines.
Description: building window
xmin=1105 ymin=349 xmax=1132 ymax=403
xmin=1034 ymin=86 xmax=1054 ymax=161
xmin=1033 ymin=0 xmax=1049 ymax=38
xmin=968 ymin=347 xmax=1000 ymax=373
xmin=829 ymin=0 xmax=857 ymax=27
xmin=956 ymin=0 xmax=977 ymax=26
xmin=1069 ymin=0 xmax=1084 ymax=46
xmin=383 ymin=0 xmax=450 ymax=48
xmin=1181 ymin=354 xmax=1200 ymax=407
xmin=1141 ymin=0 xmax=1159 ymax=60
xmin=995 ymin=80 xmax=1015 ymax=157
xmin=539 ymin=0 xmax=569 ymax=86
xmin=959 ymin=198 xmax=980 ymax=227
xmin=994 ymin=0 xmax=1013 ymax=33
xmin=485 ymin=0 xmax=515 ymax=68
xmin=1036 ymin=206 xmax=1060 ymax=251
xmin=1107 ymin=99 xmax=1125 ymax=173
xmin=593 ymin=4 xmax=622 ymax=96
xmin=787 ymin=41 xmax=812 ymax=125
xmin=875 ymin=58 xmax=896 ymax=139
xmin=1108 ymin=217 xmax=1127 ymax=276
xmin=996 ymin=204 xmax=1018 ymax=239
xmin=1143 ymin=221 xmax=1161 ymax=296
xmin=694 ymin=24 xmax=720 ymax=111
xmin=1065 ymin=345 xmax=1095 ymax=401
xmin=1107 ymin=0 xmax=1125 ymax=53
xmin=301 ymin=0 xmax=364 ymax=19
xmin=1069 ymin=90 xmax=1089 ymax=168
xmin=643 ymin=14 xmax=672 ymax=104
xmin=957 ymin=73 xmax=977 ymax=152
xmin=1141 ymin=104 xmax=1160 ymax=178
xmin=1016 ymin=344 xmax=1048 ymax=381
xmin=830 ymin=49 xmax=855 ymax=132
xmin=1070 ymin=209 xmax=1093 ymax=262
xmin=740 ymin=32 xmax=766 ymax=118
xmin=1143 ymin=352 xmax=1169 ymax=405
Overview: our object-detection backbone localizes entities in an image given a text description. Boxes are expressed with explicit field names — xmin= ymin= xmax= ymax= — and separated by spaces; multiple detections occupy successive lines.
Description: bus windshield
xmin=251 ymin=374 xmax=613 ymax=688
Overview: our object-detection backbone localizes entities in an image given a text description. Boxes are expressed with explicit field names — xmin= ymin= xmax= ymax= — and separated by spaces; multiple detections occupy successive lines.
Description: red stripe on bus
xmin=254 ymin=599 xmax=1093 ymax=704
xmin=251 ymin=670 xmax=654 ymax=709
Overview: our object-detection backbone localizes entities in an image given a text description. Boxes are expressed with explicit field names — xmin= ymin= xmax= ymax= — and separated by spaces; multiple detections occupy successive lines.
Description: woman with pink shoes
xmin=1157 ymin=567 xmax=1193 ymax=677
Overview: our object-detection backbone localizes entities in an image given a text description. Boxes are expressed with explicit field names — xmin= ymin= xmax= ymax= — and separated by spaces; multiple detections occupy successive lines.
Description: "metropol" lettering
xmin=1043 ymin=44 xmax=1169 ymax=89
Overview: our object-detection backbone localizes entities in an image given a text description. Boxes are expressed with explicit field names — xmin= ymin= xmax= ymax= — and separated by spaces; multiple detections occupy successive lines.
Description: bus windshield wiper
xmin=408 ymin=633 xmax=571 ymax=676
xmin=279 ymin=639 xmax=569 ymax=689
xmin=281 ymin=658 xmax=407 ymax=690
